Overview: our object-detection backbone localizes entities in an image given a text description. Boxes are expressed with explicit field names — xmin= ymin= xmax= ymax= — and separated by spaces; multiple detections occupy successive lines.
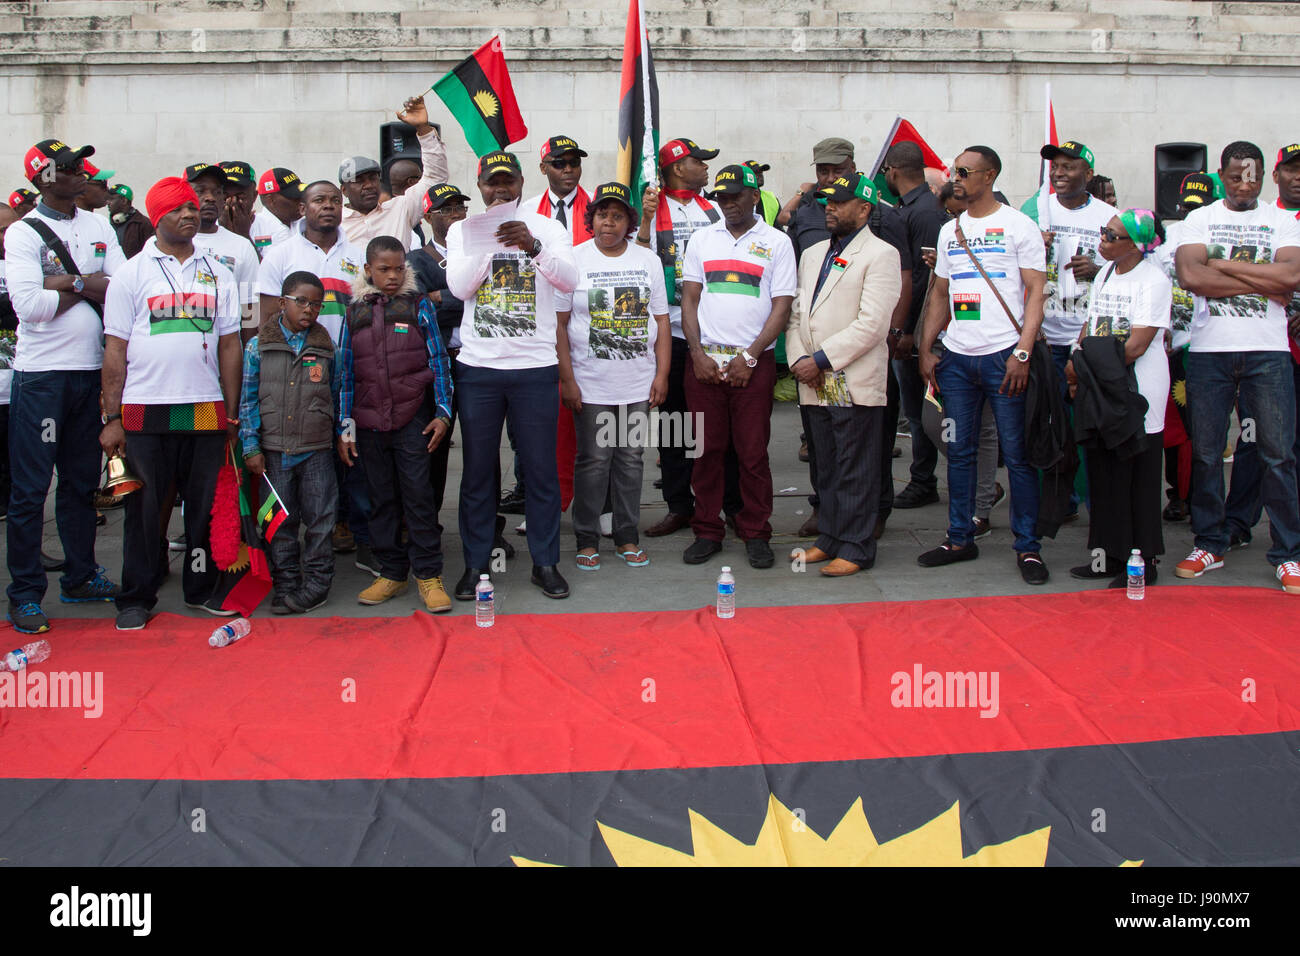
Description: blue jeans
xmin=1225 ymin=359 xmax=1300 ymax=540
xmin=456 ymin=362 xmax=560 ymax=568
xmin=5 ymin=370 xmax=103 ymax=605
xmin=936 ymin=346 xmax=1040 ymax=552
xmin=1187 ymin=350 xmax=1300 ymax=564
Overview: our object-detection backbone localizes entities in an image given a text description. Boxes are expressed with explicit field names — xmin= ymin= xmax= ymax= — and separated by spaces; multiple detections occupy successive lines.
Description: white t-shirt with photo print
xmin=557 ymin=241 xmax=669 ymax=406
xmin=1082 ymin=258 xmax=1173 ymax=435
xmin=1153 ymin=218 xmax=1195 ymax=350
xmin=1042 ymin=192 xmax=1118 ymax=346
xmin=1180 ymin=199 xmax=1300 ymax=353
xmin=934 ymin=204 xmax=1046 ymax=356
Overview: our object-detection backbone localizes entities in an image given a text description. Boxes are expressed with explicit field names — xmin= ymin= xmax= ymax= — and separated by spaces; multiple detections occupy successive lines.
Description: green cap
xmin=110 ymin=184 xmax=133 ymax=202
xmin=705 ymin=163 xmax=759 ymax=199
xmin=1041 ymin=140 xmax=1095 ymax=170
xmin=819 ymin=172 xmax=877 ymax=205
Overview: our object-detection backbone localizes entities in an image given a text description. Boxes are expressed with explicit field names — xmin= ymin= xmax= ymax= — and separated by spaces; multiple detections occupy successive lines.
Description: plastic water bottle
xmin=475 ymin=574 xmax=495 ymax=628
xmin=3 ymin=639 xmax=51 ymax=672
xmin=716 ymin=566 xmax=736 ymax=619
xmin=209 ymin=617 xmax=252 ymax=648
xmin=1126 ymin=549 xmax=1145 ymax=601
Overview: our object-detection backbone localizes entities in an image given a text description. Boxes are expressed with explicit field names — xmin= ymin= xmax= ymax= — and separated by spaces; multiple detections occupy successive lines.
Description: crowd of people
xmin=2 ymin=90 xmax=1299 ymax=633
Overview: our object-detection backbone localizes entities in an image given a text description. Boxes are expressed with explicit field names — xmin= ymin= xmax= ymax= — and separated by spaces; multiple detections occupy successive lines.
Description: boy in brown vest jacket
xmin=240 ymin=271 xmax=339 ymax=613
xmin=337 ymin=236 xmax=454 ymax=612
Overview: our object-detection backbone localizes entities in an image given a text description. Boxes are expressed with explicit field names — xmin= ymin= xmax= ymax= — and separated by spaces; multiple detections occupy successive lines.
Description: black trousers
xmin=806 ymin=404 xmax=883 ymax=566
xmin=1086 ymin=432 xmax=1165 ymax=564
xmin=358 ymin=411 xmax=444 ymax=580
xmin=117 ymin=431 xmax=226 ymax=612
xmin=804 ymin=366 xmax=898 ymax=519
xmin=661 ymin=336 xmax=742 ymax=517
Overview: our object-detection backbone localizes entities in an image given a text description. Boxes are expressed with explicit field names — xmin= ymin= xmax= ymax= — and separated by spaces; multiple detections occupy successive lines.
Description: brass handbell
xmin=100 ymin=453 xmax=144 ymax=497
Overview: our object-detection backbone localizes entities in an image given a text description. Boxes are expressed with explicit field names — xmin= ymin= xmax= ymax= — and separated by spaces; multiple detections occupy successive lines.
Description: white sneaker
xmin=515 ymin=519 xmax=527 ymax=535
xmin=599 ymin=511 xmax=613 ymax=537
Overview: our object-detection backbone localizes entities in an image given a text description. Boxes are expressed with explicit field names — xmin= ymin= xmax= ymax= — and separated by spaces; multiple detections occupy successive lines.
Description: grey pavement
xmin=13 ymin=401 xmax=1281 ymax=628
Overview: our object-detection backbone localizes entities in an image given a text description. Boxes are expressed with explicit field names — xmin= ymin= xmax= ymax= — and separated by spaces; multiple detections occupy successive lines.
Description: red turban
xmin=145 ymin=177 xmax=199 ymax=228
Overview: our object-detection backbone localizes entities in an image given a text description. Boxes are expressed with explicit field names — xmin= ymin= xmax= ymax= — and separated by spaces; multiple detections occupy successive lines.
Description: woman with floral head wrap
xmin=1066 ymin=209 xmax=1173 ymax=588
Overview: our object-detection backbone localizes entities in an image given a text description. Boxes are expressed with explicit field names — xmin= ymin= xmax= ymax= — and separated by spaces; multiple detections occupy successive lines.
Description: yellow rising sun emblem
xmin=513 ymin=794 xmax=1144 ymax=867
xmin=472 ymin=90 xmax=499 ymax=118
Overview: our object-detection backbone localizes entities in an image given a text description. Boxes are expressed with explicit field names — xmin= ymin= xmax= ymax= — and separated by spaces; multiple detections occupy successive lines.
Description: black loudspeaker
xmin=379 ymin=120 xmax=442 ymax=188
xmin=1154 ymin=142 xmax=1208 ymax=221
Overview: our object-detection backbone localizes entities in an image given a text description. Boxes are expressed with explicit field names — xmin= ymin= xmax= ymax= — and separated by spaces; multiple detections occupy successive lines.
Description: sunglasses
xmin=1099 ymin=227 xmax=1127 ymax=242
xmin=546 ymin=158 xmax=580 ymax=170
xmin=282 ymin=295 xmax=324 ymax=312
xmin=954 ymin=166 xmax=991 ymax=179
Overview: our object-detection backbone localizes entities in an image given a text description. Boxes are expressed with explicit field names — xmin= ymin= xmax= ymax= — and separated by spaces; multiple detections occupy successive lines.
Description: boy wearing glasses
xmin=240 ymin=271 xmax=341 ymax=614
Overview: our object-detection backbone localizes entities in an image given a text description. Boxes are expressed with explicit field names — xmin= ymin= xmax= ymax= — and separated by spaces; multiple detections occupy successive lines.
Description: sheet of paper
xmin=460 ymin=198 xmax=521 ymax=258
xmin=1056 ymin=235 xmax=1081 ymax=299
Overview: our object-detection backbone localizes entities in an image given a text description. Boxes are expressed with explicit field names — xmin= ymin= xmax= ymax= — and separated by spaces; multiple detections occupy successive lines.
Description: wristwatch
xmin=103 ymin=411 xmax=121 ymax=424
xmin=72 ymin=276 xmax=85 ymax=293
xmin=888 ymin=328 xmax=904 ymax=338
xmin=1012 ymin=348 xmax=1031 ymax=363
xmin=741 ymin=349 xmax=758 ymax=368
xmin=527 ymin=238 xmax=543 ymax=258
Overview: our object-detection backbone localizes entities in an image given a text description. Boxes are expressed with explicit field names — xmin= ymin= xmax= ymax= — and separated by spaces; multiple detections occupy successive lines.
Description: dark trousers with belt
xmin=806 ymin=403 xmax=883 ymax=566
xmin=117 ymin=431 xmax=226 ymax=612
xmin=685 ymin=351 xmax=777 ymax=541
xmin=804 ymin=363 xmax=898 ymax=520
xmin=356 ymin=411 xmax=444 ymax=580
xmin=6 ymin=369 xmax=105 ymax=605
xmin=456 ymin=361 xmax=561 ymax=568
xmin=661 ymin=335 xmax=741 ymax=518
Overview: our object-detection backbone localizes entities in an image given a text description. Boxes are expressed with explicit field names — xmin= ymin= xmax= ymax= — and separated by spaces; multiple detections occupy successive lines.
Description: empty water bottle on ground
xmin=210 ymin=618 xmax=252 ymax=648
xmin=716 ymin=566 xmax=736 ymax=619
xmin=4 ymin=639 xmax=51 ymax=672
xmin=476 ymin=574 xmax=495 ymax=628
xmin=1127 ymin=549 xmax=1145 ymax=601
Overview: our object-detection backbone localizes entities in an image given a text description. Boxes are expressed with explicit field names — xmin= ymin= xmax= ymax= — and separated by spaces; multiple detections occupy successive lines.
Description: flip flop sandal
xmin=575 ymin=552 xmax=601 ymax=571
xmin=617 ymin=548 xmax=650 ymax=568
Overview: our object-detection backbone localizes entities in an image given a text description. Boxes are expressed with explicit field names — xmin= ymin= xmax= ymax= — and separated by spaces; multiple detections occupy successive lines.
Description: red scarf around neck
xmin=537 ymin=186 xmax=592 ymax=242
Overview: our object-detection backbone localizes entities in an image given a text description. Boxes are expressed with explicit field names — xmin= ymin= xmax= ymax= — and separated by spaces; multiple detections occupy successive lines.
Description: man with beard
xmin=340 ymin=95 xmax=447 ymax=252
xmin=788 ymin=172 xmax=901 ymax=576
xmin=186 ymin=162 xmax=259 ymax=336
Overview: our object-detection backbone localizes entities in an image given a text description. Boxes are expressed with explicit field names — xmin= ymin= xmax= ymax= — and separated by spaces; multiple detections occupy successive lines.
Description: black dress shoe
xmin=455 ymin=568 xmax=489 ymax=601
xmin=530 ymin=564 xmax=569 ymax=599
xmin=744 ymin=538 xmax=775 ymax=569
xmin=645 ymin=512 xmax=691 ymax=537
xmin=894 ymin=483 xmax=940 ymax=509
xmin=498 ymin=486 xmax=527 ymax=515
xmin=1069 ymin=562 xmax=1113 ymax=580
xmin=917 ymin=540 xmax=979 ymax=567
xmin=683 ymin=537 xmax=722 ymax=564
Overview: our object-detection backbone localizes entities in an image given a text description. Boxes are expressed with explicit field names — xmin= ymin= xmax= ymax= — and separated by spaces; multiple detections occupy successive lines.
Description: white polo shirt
xmin=256 ymin=222 xmax=362 ymax=344
xmin=250 ymin=208 xmax=296 ymax=258
xmin=445 ymin=210 xmax=578 ymax=370
xmin=3 ymin=204 xmax=127 ymax=371
xmin=103 ymin=237 xmax=240 ymax=405
xmin=681 ymin=217 xmax=796 ymax=355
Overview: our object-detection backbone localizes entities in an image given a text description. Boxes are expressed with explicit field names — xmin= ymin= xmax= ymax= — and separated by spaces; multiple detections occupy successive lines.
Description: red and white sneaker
xmin=1276 ymin=561 xmax=1300 ymax=594
xmin=1174 ymin=548 xmax=1224 ymax=579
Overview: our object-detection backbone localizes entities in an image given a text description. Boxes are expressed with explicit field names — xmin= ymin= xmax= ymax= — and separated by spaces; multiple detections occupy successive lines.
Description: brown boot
xmin=645 ymin=512 xmax=690 ymax=537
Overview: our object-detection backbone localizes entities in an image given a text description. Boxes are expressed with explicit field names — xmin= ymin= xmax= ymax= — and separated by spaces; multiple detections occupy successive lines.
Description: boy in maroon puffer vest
xmin=337 ymin=235 xmax=454 ymax=612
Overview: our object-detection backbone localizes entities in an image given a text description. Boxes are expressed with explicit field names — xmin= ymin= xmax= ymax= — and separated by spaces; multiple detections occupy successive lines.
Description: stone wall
xmin=3 ymin=0 xmax=1298 ymax=210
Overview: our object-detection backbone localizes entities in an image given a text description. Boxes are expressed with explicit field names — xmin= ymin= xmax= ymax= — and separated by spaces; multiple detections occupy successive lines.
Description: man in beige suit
xmin=786 ymin=173 xmax=902 ymax=576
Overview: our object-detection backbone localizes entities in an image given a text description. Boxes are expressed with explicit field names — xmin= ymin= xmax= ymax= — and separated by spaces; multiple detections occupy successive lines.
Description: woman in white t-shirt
xmin=1066 ymin=209 xmax=1173 ymax=587
xmin=556 ymin=182 xmax=670 ymax=570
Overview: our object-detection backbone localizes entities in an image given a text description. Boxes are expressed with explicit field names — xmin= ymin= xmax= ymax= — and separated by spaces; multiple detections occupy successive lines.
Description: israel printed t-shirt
xmin=445 ymin=210 xmax=577 ymax=371
xmin=1180 ymin=199 xmax=1300 ymax=353
xmin=1083 ymin=258 xmax=1173 ymax=435
xmin=557 ymin=241 xmax=669 ymax=405
xmin=682 ymin=218 xmax=796 ymax=358
xmin=256 ymin=222 xmax=362 ymax=344
xmin=1041 ymin=193 xmax=1118 ymax=345
xmin=934 ymin=205 xmax=1046 ymax=356
xmin=103 ymin=237 xmax=240 ymax=431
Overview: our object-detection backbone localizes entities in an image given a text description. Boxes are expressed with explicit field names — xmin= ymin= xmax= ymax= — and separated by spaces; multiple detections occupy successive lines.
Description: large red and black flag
xmin=615 ymin=0 xmax=660 ymax=217
xmin=432 ymin=36 xmax=528 ymax=157
xmin=868 ymin=115 xmax=948 ymax=205
xmin=2 ymin=588 xmax=1298 ymax=868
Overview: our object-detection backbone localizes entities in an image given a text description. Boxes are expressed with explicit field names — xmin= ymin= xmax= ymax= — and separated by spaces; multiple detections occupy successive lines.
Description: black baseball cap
xmin=1179 ymin=173 xmax=1216 ymax=208
xmin=541 ymin=136 xmax=588 ymax=161
xmin=659 ymin=138 xmax=720 ymax=166
xmin=1276 ymin=144 xmax=1300 ymax=169
xmin=423 ymin=183 xmax=470 ymax=213
xmin=8 ymin=187 xmax=37 ymax=206
xmin=589 ymin=181 xmax=635 ymax=216
xmin=258 ymin=167 xmax=303 ymax=200
xmin=478 ymin=151 xmax=523 ymax=180
xmin=1040 ymin=140 xmax=1096 ymax=169
xmin=184 ymin=162 xmax=227 ymax=184
xmin=221 ymin=160 xmax=256 ymax=187
xmin=705 ymin=164 xmax=759 ymax=199
xmin=744 ymin=160 xmax=771 ymax=173
xmin=23 ymin=139 xmax=95 ymax=184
